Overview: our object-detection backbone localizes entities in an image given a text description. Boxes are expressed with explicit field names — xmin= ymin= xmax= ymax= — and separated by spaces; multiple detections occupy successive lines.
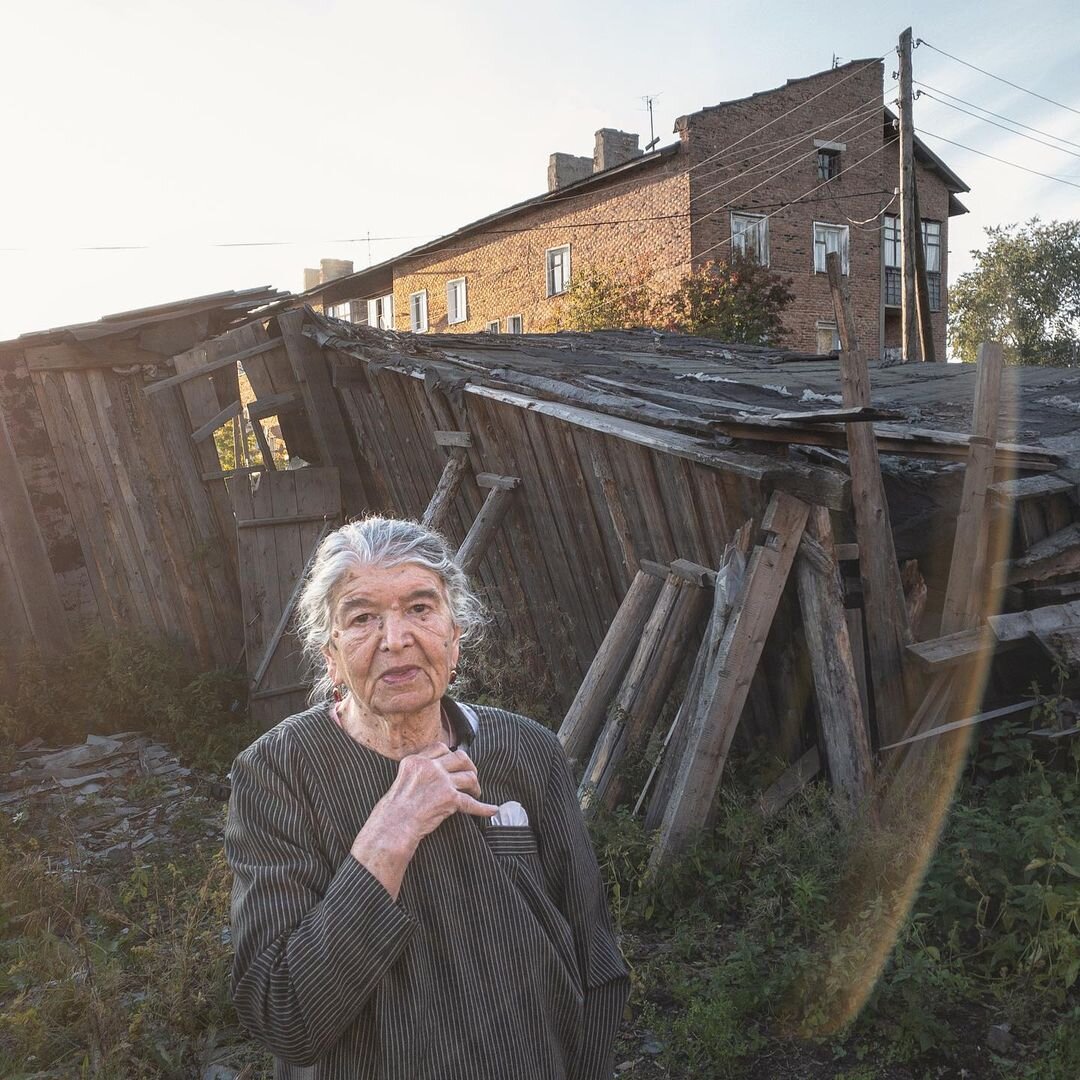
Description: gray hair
xmin=296 ymin=516 xmax=487 ymax=703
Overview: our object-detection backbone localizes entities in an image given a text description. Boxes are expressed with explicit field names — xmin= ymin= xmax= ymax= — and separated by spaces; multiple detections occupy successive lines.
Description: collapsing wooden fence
xmin=3 ymin=280 xmax=1079 ymax=860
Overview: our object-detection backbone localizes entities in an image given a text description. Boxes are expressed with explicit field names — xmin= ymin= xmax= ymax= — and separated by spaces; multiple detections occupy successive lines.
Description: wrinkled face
xmin=323 ymin=562 xmax=461 ymax=720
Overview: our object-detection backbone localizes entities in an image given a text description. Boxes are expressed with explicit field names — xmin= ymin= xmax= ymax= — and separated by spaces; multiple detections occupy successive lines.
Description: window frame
xmin=506 ymin=314 xmax=524 ymax=334
xmin=366 ymin=294 xmax=394 ymax=330
xmin=545 ymin=244 xmax=571 ymax=297
xmin=446 ymin=277 xmax=467 ymax=325
xmin=813 ymin=221 xmax=850 ymax=275
xmin=729 ymin=211 xmax=770 ymax=266
xmin=816 ymin=147 xmax=841 ymax=182
xmin=409 ymin=290 xmax=428 ymax=333
xmin=486 ymin=320 xmax=500 ymax=334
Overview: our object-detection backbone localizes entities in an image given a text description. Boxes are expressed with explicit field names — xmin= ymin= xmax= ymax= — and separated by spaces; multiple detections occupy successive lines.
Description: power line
xmin=915 ymin=38 xmax=1080 ymax=117
xmin=914 ymin=80 xmax=1080 ymax=152
xmin=915 ymin=127 xmax=1080 ymax=190
xmin=689 ymin=135 xmax=899 ymax=264
xmin=916 ymin=90 xmax=1080 ymax=160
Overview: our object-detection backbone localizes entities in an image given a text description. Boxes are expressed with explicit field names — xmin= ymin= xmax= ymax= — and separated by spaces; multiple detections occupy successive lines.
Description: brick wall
xmin=390 ymin=156 xmax=690 ymax=335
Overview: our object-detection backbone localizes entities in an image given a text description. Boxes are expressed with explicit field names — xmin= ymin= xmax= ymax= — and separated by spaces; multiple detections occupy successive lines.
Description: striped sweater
xmin=225 ymin=699 xmax=630 ymax=1079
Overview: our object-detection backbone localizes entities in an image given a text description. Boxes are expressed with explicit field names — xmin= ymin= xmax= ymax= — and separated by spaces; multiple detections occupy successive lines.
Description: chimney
xmin=593 ymin=129 xmax=642 ymax=173
xmin=320 ymin=258 xmax=354 ymax=282
xmin=303 ymin=267 xmax=322 ymax=291
xmin=548 ymin=152 xmax=592 ymax=192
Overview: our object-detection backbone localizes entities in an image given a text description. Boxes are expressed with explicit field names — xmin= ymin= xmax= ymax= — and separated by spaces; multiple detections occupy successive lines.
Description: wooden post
xmin=558 ymin=570 xmax=664 ymax=766
xmin=456 ymin=475 xmax=519 ymax=576
xmin=579 ymin=572 xmax=708 ymax=814
xmin=940 ymin=341 xmax=1005 ymax=634
xmin=827 ymin=251 xmax=913 ymax=746
xmin=912 ymin=184 xmax=937 ymax=362
xmin=649 ymin=492 xmax=809 ymax=869
xmin=898 ymin=26 xmax=918 ymax=362
xmin=423 ymin=450 xmax=469 ymax=533
xmin=796 ymin=506 xmax=874 ymax=806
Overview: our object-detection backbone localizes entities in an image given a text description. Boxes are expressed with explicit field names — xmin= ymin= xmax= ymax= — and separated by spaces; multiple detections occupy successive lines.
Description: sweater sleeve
xmin=538 ymin=738 xmax=630 ymax=1080
xmin=224 ymin=736 xmax=417 ymax=1066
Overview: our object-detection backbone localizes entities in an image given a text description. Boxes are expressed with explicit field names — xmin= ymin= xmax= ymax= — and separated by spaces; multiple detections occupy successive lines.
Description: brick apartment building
xmin=303 ymin=58 xmax=968 ymax=360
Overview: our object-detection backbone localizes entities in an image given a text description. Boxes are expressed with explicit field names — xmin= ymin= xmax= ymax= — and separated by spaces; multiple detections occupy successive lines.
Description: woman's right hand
xmin=349 ymin=744 xmax=498 ymax=898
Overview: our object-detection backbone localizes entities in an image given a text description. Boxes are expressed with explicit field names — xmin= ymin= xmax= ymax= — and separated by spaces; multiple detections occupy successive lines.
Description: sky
xmin=1 ymin=0 xmax=1078 ymax=342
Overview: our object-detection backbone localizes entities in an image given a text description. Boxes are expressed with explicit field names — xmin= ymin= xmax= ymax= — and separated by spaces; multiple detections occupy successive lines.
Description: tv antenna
xmin=642 ymin=93 xmax=662 ymax=151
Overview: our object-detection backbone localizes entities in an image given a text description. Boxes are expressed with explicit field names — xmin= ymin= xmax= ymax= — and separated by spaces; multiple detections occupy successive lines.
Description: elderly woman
xmin=225 ymin=517 xmax=629 ymax=1079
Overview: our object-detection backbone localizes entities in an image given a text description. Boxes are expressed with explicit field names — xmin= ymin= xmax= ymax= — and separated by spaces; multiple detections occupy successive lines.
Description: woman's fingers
xmin=457 ymin=793 xmax=499 ymax=817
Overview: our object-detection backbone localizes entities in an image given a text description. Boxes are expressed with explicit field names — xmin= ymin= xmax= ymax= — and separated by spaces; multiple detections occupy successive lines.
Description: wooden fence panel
xmin=231 ymin=467 xmax=341 ymax=729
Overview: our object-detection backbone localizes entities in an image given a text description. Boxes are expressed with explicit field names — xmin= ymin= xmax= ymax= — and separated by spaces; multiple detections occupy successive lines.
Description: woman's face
xmin=323 ymin=562 xmax=461 ymax=720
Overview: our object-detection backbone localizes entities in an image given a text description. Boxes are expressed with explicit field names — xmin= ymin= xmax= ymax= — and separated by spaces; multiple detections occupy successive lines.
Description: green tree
xmin=667 ymin=254 xmax=794 ymax=344
xmin=948 ymin=218 xmax=1080 ymax=366
xmin=559 ymin=259 xmax=666 ymax=331
xmin=558 ymin=252 xmax=794 ymax=345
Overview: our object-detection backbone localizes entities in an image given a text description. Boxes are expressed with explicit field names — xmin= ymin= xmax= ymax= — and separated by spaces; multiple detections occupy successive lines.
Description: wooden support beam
xmin=143 ymin=339 xmax=280 ymax=395
xmin=940 ymin=341 xmax=1004 ymax=634
xmin=456 ymin=484 xmax=517 ymax=576
xmin=433 ymin=430 xmax=473 ymax=448
xmin=649 ymin=492 xmax=810 ymax=869
xmin=422 ymin=449 xmax=470 ymax=534
xmin=796 ymin=505 xmax=874 ymax=806
xmin=758 ymin=747 xmax=821 ymax=817
xmin=237 ymin=512 xmax=332 ymax=530
xmin=880 ymin=698 xmax=1038 ymax=752
xmin=827 ymin=251 xmax=912 ymax=746
xmin=475 ymin=472 xmax=520 ymax=490
xmin=190 ymin=399 xmax=243 ymax=443
xmin=558 ymin=570 xmax=665 ymax=766
xmin=246 ymin=391 xmax=299 ymax=422
xmin=907 ymin=625 xmax=1000 ymax=671
xmin=989 ymin=600 xmax=1080 ymax=643
xmin=579 ymin=573 xmax=708 ymax=815
xmin=989 ymin=474 xmax=1075 ymax=502
xmin=249 ymin=416 xmax=278 ymax=471
xmin=1004 ymin=523 xmax=1080 ymax=585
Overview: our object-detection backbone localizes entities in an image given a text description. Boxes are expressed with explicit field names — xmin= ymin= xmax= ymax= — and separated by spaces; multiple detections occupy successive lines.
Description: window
xmin=883 ymin=216 xmax=941 ymax=311
xmin=730 ymin=212 xmax=769 ymax=266
xmin=327 ymin=300 xmax=356 ymax=322
xmin=486 ymin=320 xmax=500 ymax=334
xmin=409 ymin=290 xmax=428 ymax=333
xmin=817 ymin=148 xmax=841 ymax=182
xmin=366 ymin=294 xmax=394 ymax=330
xmin=447 ymin=278 xmax=467 ymax=325
xmin=815 ymin=320 xmax=841 ymax=354
xmin=922 ymin=220 xmax=942 ymax=312
xmin=813 ymin=222 xmax=849 ymax=274
xmin=546 ymin=244 xmax=571 ymax=296
xmin=506 ymin=314 xmax=523 ymax=334
xmin=883 ymin=215 xmax=901 ymax=307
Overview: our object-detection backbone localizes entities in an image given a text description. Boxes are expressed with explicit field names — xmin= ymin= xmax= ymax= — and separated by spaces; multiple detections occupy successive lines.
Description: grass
xmin=1 ymin=629 xmax=1078 ymax=1077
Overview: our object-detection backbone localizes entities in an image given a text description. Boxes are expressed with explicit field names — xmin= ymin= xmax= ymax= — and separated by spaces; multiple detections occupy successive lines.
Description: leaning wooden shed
xmin=4 ymin=292 xmax=1080 ymax=850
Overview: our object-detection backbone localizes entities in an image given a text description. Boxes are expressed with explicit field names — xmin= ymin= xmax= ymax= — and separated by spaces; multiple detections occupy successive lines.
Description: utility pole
xmin=898 ymin=27 xmax=917 ymax=361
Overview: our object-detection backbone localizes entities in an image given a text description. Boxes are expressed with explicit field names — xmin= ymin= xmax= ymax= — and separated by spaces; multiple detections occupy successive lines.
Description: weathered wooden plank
xmin=758 ymin=747 xmax=821 ymax=817
xmin=796 ymin=505 xmax=873 ymax=806
xmin=940 ymin=341 xmax=1004 ymax=635
xmin=650 ymin=492 xmax=810 ymax=868
xmin=457 ymin=486 xmax=517 ymax=576
xmin=190 ymin=399 xmax=243 ymax=444
xmin=0 ymin=407 xmax=71 ymax=654
xmin=142 ymin=339 xmax=280 ymax=395
xmin=989 ymin=474 xmax=1075 ymax=502
xmin=276 ymin=309 xmax=370 ymax=515
xmin=464 ymin=381 xmax=851 ymax=511
xmin=1006 ymin=523 xmax=1080 ymax=584
xmin=989 ymin=600 xmax=1080 ymax=642
xmin=558 ymin=570 xmax=665 ymax=767
xmin=422 ymin=450 xmax=470 ymax=533
xmin=246 ymin=392 xmax=299 ymax=422
xmin=434 ymin=430 xmax=473 ymax=448
xmin=879 ymin=698 xmax=1037 ymax=752
xmin=829 ymin=252 xmax=912 ymax=746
